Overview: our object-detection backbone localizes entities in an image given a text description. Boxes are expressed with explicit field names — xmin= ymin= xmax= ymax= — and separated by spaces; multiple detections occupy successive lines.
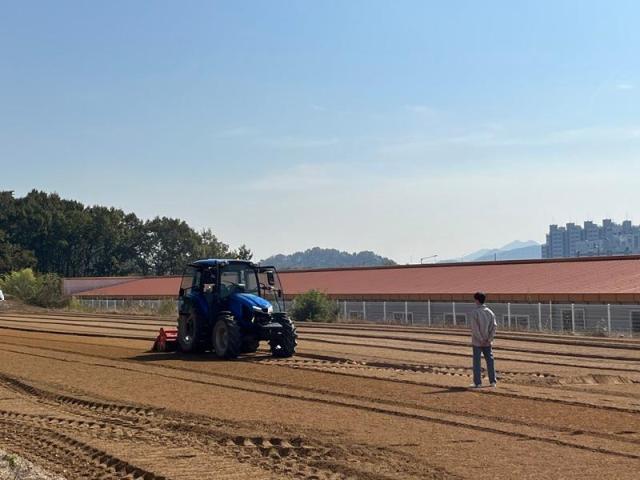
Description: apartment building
xmin=542 ymin=219 xmax=640 ymax=258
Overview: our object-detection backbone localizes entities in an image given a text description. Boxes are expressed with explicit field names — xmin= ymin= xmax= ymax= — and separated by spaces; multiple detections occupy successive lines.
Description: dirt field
xmin=0 ymin=311 xmax=639 ymax=479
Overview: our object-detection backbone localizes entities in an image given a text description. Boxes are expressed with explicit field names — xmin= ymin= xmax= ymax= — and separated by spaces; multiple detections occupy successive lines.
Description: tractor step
xmin=152 ymin=327 xmax=179 ymax=352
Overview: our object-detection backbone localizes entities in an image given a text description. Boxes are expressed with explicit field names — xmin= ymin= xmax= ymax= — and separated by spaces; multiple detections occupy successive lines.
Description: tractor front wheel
xmin=269 ymin=313 xmax=297 ymax=358
xmin=212 ymin=313 xmax=242 ymax=359
xmin=178 ymin=310 xmax=208 ymax=353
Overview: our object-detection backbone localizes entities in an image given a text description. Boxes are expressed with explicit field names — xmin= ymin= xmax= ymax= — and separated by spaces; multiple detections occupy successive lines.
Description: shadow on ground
xmin=129 ymin=351 xmax=274 ymax=363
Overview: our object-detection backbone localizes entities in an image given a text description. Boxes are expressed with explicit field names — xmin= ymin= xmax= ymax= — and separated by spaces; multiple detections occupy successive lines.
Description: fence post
xmin=607 ymin=304 xmax=611 ymax=334
xmin=404 ymin=301 xmax=409 ymax=325
xmin=427 ymin=300 xmax=431 ymax=326
xmin=537 ymin=302 xmax=542 ymax=331
xmin=507 ymin=303 xmax=511 ymax=329
xmin=452 ymin=301 xmax=457 ymax=326
xmin=549 ymin=301 xmax=553 ymax=331
xmin=343 ymin=301 xmax=347 ymax=320
xmin=571 ymin=303 xmax=576 ymax=333
xmin=383 ymin=301 xmax=387 ymax=323
xmin=362 ymin=301 xmax=366 ymax=321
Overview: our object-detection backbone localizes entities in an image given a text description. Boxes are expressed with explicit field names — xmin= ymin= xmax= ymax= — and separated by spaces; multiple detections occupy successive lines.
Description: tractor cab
xmin=155 ymin=259 xmax=297 ymax=359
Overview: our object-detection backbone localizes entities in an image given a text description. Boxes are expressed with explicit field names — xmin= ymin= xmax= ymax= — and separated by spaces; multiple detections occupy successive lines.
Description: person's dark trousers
xmin=473 ymin=345 xmax=496 ymax=386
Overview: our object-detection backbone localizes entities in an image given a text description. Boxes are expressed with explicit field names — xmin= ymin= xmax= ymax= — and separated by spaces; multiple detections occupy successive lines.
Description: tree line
xmin=0 ymin=190 xmax=251 ymax=277
xmin=262 ymin=247 xmax=396 ymax=269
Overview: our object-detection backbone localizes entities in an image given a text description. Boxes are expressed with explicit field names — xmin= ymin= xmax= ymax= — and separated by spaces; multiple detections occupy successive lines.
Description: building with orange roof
xmin=68 ymin=256 xmax=640 ymax=335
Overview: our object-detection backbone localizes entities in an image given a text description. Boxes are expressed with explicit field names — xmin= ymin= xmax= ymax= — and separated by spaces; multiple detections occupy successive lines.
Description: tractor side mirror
xmin=267 ymin=271 xmax=275 ymax=286
xmin=178 ymin=288 xmax=185 ymax=297
xmin=277 ymin=289 xmax=283 ymax=298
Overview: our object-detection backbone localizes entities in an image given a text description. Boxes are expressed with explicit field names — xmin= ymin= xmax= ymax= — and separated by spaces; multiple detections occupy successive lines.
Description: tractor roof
xmin=189 ymin=259 xmax=255 ymax=268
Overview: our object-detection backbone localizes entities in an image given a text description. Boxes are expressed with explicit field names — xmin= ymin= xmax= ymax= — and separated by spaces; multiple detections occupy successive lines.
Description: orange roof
xmin=73 ymin=256 xmax=640 ymax=303
xmin=64 ymin=276 xmax=142 ymax=295
xmin=75 ymin=276 xmax=181 ymax=298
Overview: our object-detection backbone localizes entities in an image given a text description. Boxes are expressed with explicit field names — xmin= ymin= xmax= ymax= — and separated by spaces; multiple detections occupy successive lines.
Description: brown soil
xmin=0 ymin=312 xmax=639 ymax=479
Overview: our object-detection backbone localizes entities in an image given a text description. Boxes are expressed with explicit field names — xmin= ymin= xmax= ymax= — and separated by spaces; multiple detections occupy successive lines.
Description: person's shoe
xmin=468 ymin=383 xmax=481 ymax=388
xmin=490 ymin=382 xmax=497 ymax=387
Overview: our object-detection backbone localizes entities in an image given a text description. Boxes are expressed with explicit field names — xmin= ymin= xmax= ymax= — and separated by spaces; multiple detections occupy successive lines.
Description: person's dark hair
xmin=473 ymin=291 xmax=486 ymax=304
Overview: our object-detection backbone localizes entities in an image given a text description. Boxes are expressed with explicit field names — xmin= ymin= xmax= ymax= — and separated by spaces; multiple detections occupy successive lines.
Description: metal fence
xmin=79 ymin=297 xmax=640 ymax=337
xmin=329 ymin=300 xmax=640 ymax=337
xmin=78 ymin=298 xmax=171 ymax=312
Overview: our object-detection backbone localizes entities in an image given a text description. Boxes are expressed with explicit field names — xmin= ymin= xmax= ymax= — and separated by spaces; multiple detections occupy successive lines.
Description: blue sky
xmin=1 ymin=1 xmax=639 ymax=262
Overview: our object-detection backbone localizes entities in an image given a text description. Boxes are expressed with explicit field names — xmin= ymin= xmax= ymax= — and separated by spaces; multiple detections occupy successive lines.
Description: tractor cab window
xmin=201 ymin=268 xmax=217 ymax=293
xmin=219 ymin=264 xmax=259 ymax=299
xmin=180 ymin=267 xmax=197 ymax=293
xmin=258 ymin=267 xmax=284 ymax=312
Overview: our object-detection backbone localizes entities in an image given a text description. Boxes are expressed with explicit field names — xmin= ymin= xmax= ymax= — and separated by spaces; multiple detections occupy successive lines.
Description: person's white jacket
xmin=470 ymin=305 xmax=496 ymax=347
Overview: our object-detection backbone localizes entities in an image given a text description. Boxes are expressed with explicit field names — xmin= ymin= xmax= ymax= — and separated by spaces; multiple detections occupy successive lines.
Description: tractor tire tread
xmin=269 ymin=313 xmax=297 ymax=358
xmin=213 ymin=313 xmax=243 ymax=359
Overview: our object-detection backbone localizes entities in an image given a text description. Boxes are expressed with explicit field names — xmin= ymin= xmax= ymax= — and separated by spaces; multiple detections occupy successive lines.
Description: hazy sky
xmin=2 ymin=1 xmax=640 ymax=263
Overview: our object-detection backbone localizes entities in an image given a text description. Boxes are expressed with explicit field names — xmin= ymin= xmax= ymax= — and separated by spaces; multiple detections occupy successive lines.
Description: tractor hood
xmin=228 ymin=293 xmax=273 ymax=320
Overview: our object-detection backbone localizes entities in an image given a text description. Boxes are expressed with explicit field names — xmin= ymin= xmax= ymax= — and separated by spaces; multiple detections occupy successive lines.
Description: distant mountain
xmin=498 ymin=240 xmax=539 ymax=251
xmin=474 ymin=244 xmax=542 ymax=262
xmin=444 ymin=240 xmax=541 ymax=263
xmin=261 ymin=247 xmax=396 ymax=270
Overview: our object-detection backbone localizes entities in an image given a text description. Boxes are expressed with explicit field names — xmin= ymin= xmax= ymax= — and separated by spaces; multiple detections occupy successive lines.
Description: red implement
xmin=152 ymin=327 xmax=179 ymax=352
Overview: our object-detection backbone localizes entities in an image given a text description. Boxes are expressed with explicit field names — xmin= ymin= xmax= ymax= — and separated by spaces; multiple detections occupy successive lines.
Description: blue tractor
xmin=170 ymin=259 xmax=297 ymax=358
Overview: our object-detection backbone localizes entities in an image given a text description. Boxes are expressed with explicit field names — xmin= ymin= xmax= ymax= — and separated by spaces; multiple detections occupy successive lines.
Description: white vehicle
xmin=0 ymin=289 xmax=4 ymax=301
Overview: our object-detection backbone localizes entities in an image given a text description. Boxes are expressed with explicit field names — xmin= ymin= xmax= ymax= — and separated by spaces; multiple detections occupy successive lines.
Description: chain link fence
xmin=332 ymin=300 xmax=640 ymax=337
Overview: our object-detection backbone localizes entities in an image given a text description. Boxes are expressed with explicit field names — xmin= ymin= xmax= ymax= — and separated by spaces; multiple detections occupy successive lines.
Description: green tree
xmin=144 ymin=217 xmax=202 ymax=275
xmin=0 ymin=268 xmax=37 ymax=302
xmin=32 ymin=273 xmax=68 ymax=308
xmin=289 ymin=290 xmax=338 ymax=323
xmin=0 ymin=268 xmax=68 ymax=307
xmin=0 ymin=190 xmax=252 ymax=277
xmin=0 ymin=231 xmax=36 ymax=273
xmin=197 ymin=229 xmax=232 ymax=259
xmin=234 ymin=244 xmax=253 ymax=260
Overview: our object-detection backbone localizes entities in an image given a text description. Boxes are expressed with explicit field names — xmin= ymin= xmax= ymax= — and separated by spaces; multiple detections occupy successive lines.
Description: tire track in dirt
xmin=1 ymin=320 xmax=638 ymax=376
xmin=298 ymin=323 xmax=640 ymax=348
xmin=260 ymin=356 xmax=639 ymax=390
xmin=2 ymin=332 xmax=640 ymax=417
xmin=0 ymin=417 xmax=163 ymax=480
xmin=3 ymin=313 xmax=640 ymax=370
xmin=299 ymin=336 xmax=640 ymax=373
xmin=300 ymin=331 xmax=640 ymax=362
xmin=2 ymin=344 xmax=640 ymax=462
xmin=0 ymin=373 xmax=448 ymax=480
xmin=3 ymin=337 xmax=639 ymax=414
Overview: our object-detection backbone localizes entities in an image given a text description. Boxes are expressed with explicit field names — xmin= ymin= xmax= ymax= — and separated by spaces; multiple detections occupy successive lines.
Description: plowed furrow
xmin=300 ymin=336 xmax=640 ymax=373
xmin=0 ymin=374 xmax=445 ymax=480
xmin=0 ymin=418 xmax=163 ymax=480
xmin=4 ymin=348 xmax=640 ymax=461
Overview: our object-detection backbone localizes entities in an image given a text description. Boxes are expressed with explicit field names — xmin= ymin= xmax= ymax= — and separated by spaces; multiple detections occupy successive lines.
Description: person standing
xmin=469 ymin=291 xmax=497 ymax=388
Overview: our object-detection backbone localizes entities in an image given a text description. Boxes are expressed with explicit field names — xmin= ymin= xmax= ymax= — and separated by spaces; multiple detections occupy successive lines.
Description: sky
xmin=1 ymin=1 xmax=640 ymax=263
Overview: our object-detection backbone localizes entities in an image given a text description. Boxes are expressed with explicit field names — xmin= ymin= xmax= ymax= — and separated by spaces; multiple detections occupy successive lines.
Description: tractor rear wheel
xmin=269 ymin=313 xmax=297 ymax=358
xmin=212 ymin=313 xmax=242 ymax=359
xmin=178 ymin=310 xmax=208 ymax=353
